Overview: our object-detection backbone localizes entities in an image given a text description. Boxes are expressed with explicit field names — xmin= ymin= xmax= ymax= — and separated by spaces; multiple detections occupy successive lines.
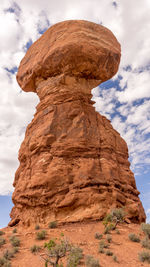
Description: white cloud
xmin=126 ymin=100 xmax=150 ymax=125
xmin=92 ymin=80 xmax=150 ymax=175
xmin=146 ymin=209 xmax=150 ymax=223
xmin=147 ymin=209 xmax=150 ymax=214
xmin=118 ymin=0 xmax=150 ymax=69
xmin=0 ymin=12 xmax=19 ymax=52
xmin=92 ymin=87 xmax=117 ymax=120
xmin=0 ymin=67 xmax=39 ymax=195
xmin=117 ymin=70 xmax=150 ymax=103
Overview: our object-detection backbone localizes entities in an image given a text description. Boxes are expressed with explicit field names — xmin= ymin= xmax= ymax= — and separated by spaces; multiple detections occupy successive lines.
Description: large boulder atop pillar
xmin=17 ymin=20 xmax=121 ymax=92
xmin=9 ymin=20 xmax=145 ymax=227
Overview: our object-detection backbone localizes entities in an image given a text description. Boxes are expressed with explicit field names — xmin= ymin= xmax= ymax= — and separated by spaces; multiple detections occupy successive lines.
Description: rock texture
xmin=10 ymin=20 xmax=146 ymax=227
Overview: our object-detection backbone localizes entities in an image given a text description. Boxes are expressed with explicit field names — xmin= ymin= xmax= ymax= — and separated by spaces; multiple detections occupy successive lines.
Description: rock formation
xmin=9 ymin=20 xmax=146 ymax=227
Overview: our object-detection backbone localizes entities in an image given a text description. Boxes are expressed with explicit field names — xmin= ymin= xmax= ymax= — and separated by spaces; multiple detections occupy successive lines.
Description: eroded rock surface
xmin=10 ymin=20 xmax=145 ymax=227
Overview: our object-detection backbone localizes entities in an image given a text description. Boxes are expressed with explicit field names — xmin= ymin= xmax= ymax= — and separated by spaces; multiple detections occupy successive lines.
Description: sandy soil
xmin=0 ymin=221 xmax=149 ymax=266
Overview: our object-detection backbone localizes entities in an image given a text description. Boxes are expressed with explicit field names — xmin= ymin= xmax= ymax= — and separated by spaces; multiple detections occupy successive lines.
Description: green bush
xmin=110 ymin=208 xmax=125 ymax=224
xmin=106 ymin=234 xmax=112 ymax=243
xmin=36 ymin=230 xmax=47 ymax=240
xmin=141 ymin=223 xmax=150 ymax=238
xmin=35 ymin=224 xmax=40 ymax=230
xmin=98 ymin=248 xmax=104 ymax=254
xmin=103 ymin=208 xmax=125 ymax=231
xmin=12 ymin=247 xmax=19 ymax=254
xmin=30 ymin=244 xmax=41 ymax=253
xmin=104 ymin=224 xmax=115 ymax=234
xmin=0 ymin=257 xmax=5 ymax=265
xmin=0 ymin=248 xmax=18 ymax=267
xmin=44 ymin=239 xmax=56 ymax=250
xmin=0 ymin=231 xmax=5 ymax=236
xmin=103 ymin=214 xmax=113 ymax=227
xmin=10 ymin=236 xmax=20 ymax=247
xmin=103 ymin=227 xmax=110 ymax=235
xmin=85 ymin=255 xmax=100 ymax=267
xmin=48 ymin=221 xmax=57 ymax=229
xmin=105 ymin=250 xmax=113 ymax=256
xmin=128 ymin=233 xmax=140 ymax=243
xmin=0 ymin=237 xmax=6 ymax=247
xmin=99 ymin=240 xmax=109 ymax=249
xmin=44 ymin=238 xmax=71 ymax=266
xmin=115 ymin=229 xmax=120 ymax=234
xmin=141 ymin=237 xmax=150 ymax=249
xmin=3 ymin=250 xmax=14 ymax=260
xmin=3 ymin=247 xmax=19 ymax=260
xmin=0 ymin=257 xmax=11 ymax=267
xmin=67 ymin=246 xmax=83 ymax=267
xmin=94 ymin=233 xmax=103 ymax=240
xmin=112 ymin=254 xmax=118 ymax=262
xmin=12 ymin=228 xmax=17 ymax=234
xmin=139 ymin=250 xmax=150 ymax=263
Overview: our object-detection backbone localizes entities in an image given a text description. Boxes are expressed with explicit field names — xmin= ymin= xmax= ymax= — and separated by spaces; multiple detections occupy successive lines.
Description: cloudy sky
xmin=0 ymin=0 xmax=150 ymax=228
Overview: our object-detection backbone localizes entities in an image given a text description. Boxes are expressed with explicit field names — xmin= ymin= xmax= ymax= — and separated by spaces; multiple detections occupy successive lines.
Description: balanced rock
xmin=10 ymin=20 xmax=145 ymax=227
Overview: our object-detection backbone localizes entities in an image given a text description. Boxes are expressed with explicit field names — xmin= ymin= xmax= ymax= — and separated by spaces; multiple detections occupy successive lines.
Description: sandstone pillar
xmin=9 ymin=20 xmax=146 ymax=226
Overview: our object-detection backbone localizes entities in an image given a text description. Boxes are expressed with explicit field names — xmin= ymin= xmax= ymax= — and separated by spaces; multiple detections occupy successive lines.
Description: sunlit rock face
xmin=9 ymin=20 xmax=145 ymax=227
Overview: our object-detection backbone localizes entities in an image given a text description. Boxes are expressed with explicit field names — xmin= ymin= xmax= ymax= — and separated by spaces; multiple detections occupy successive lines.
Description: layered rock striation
xmin=10 ymin=20 xmax=145 ymax=227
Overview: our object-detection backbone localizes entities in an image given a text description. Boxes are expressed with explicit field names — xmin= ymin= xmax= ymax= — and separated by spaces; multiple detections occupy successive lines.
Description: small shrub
xmin=36 ymin=230 xmax=47 ymax=240
xmin=105 ymin=250 xmax=113 ymax=256
xmin=85 ymin=255 xmax=100 ymax=267
xmin=44 ymin=239 xmax=56 ymax=249
xmin=30 ymin=244 xmax=41 ymax=253
xmin=106 ymin=234 xmax=112 ymax=243
xmin=99 ymin=248 xmax=104 ymax=254
xmin=111 ymin=208 xmax=125 ymax=225
xmin=115 ymin=229 xmax=120 ymax=234
xmin=67 ymin=246 xmax=83 ymax=267
xmin=139 ymin=250 xmax=150 ymax=263
xmin=3 ymin=247 xmax=18 ymax=261
xmin=0 ymin=237 xmax=6 ymax=247
xmin=128 ymin=233 xmax=140 ymax=243
xmin=99 ymin=240 xmax=109 ymax=249
xmin=12 ymin=228 xmax=17 ymax=234
xmin=48 ymin=221 xmax=57 ymax=229
xmin=0 ymin=257 xmax=11 ymax=267
xmin=103 ymin=208 xmax=125 ymax=232
xmin=104 ymin=227 xmax=110 ymax=235
xmin=112 ymin=254 xmax=118 ymax=262
xmin=4 ymin=262 xmax=11 ymax=267
xmin=141 ymin=237 xmax=150 ymax=249
xmin=104 ymin=223 xmax=115 ymax=234
xmin=95 ymin=233 xmax=103 ymax=240
xmin=3 ymin=249 xmax=14 ymax=260
xmin=12 ymin=247 xmax=19 ymax=254
xmin=0 ymin=257 xmax=5 ymax=265
xmin=44 ymin=238 xmax=71 ymax=266
xmin=35 ymin=224 xmax=40 ymax=230
xmin=0 ymin=231 xmax=5 ymax=236
xmin=141 ymin=223 xmax=150 ymax=238
xmin=10 ymin=236 xmax=20 ymax=247
xmin=103 ymin=213 xmax=113 ymax=227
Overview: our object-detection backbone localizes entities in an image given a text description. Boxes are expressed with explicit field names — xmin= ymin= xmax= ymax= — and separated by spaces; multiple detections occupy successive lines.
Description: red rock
xmin=9 ymin=20 xmax=145 ymax=227
xmin=16 ymin=20 xmax=121 ymax=92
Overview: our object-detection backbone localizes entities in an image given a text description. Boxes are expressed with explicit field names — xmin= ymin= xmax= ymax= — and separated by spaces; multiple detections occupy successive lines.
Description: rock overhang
xmin=16 ymin=20 xmax=121 ymax=93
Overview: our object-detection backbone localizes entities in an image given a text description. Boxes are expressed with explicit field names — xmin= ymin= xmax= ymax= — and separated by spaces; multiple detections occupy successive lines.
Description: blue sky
xmin=0 ymin=195 xmax=13 ymax=228
xmin=0 ymin=0 xmax=150 ymax=228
